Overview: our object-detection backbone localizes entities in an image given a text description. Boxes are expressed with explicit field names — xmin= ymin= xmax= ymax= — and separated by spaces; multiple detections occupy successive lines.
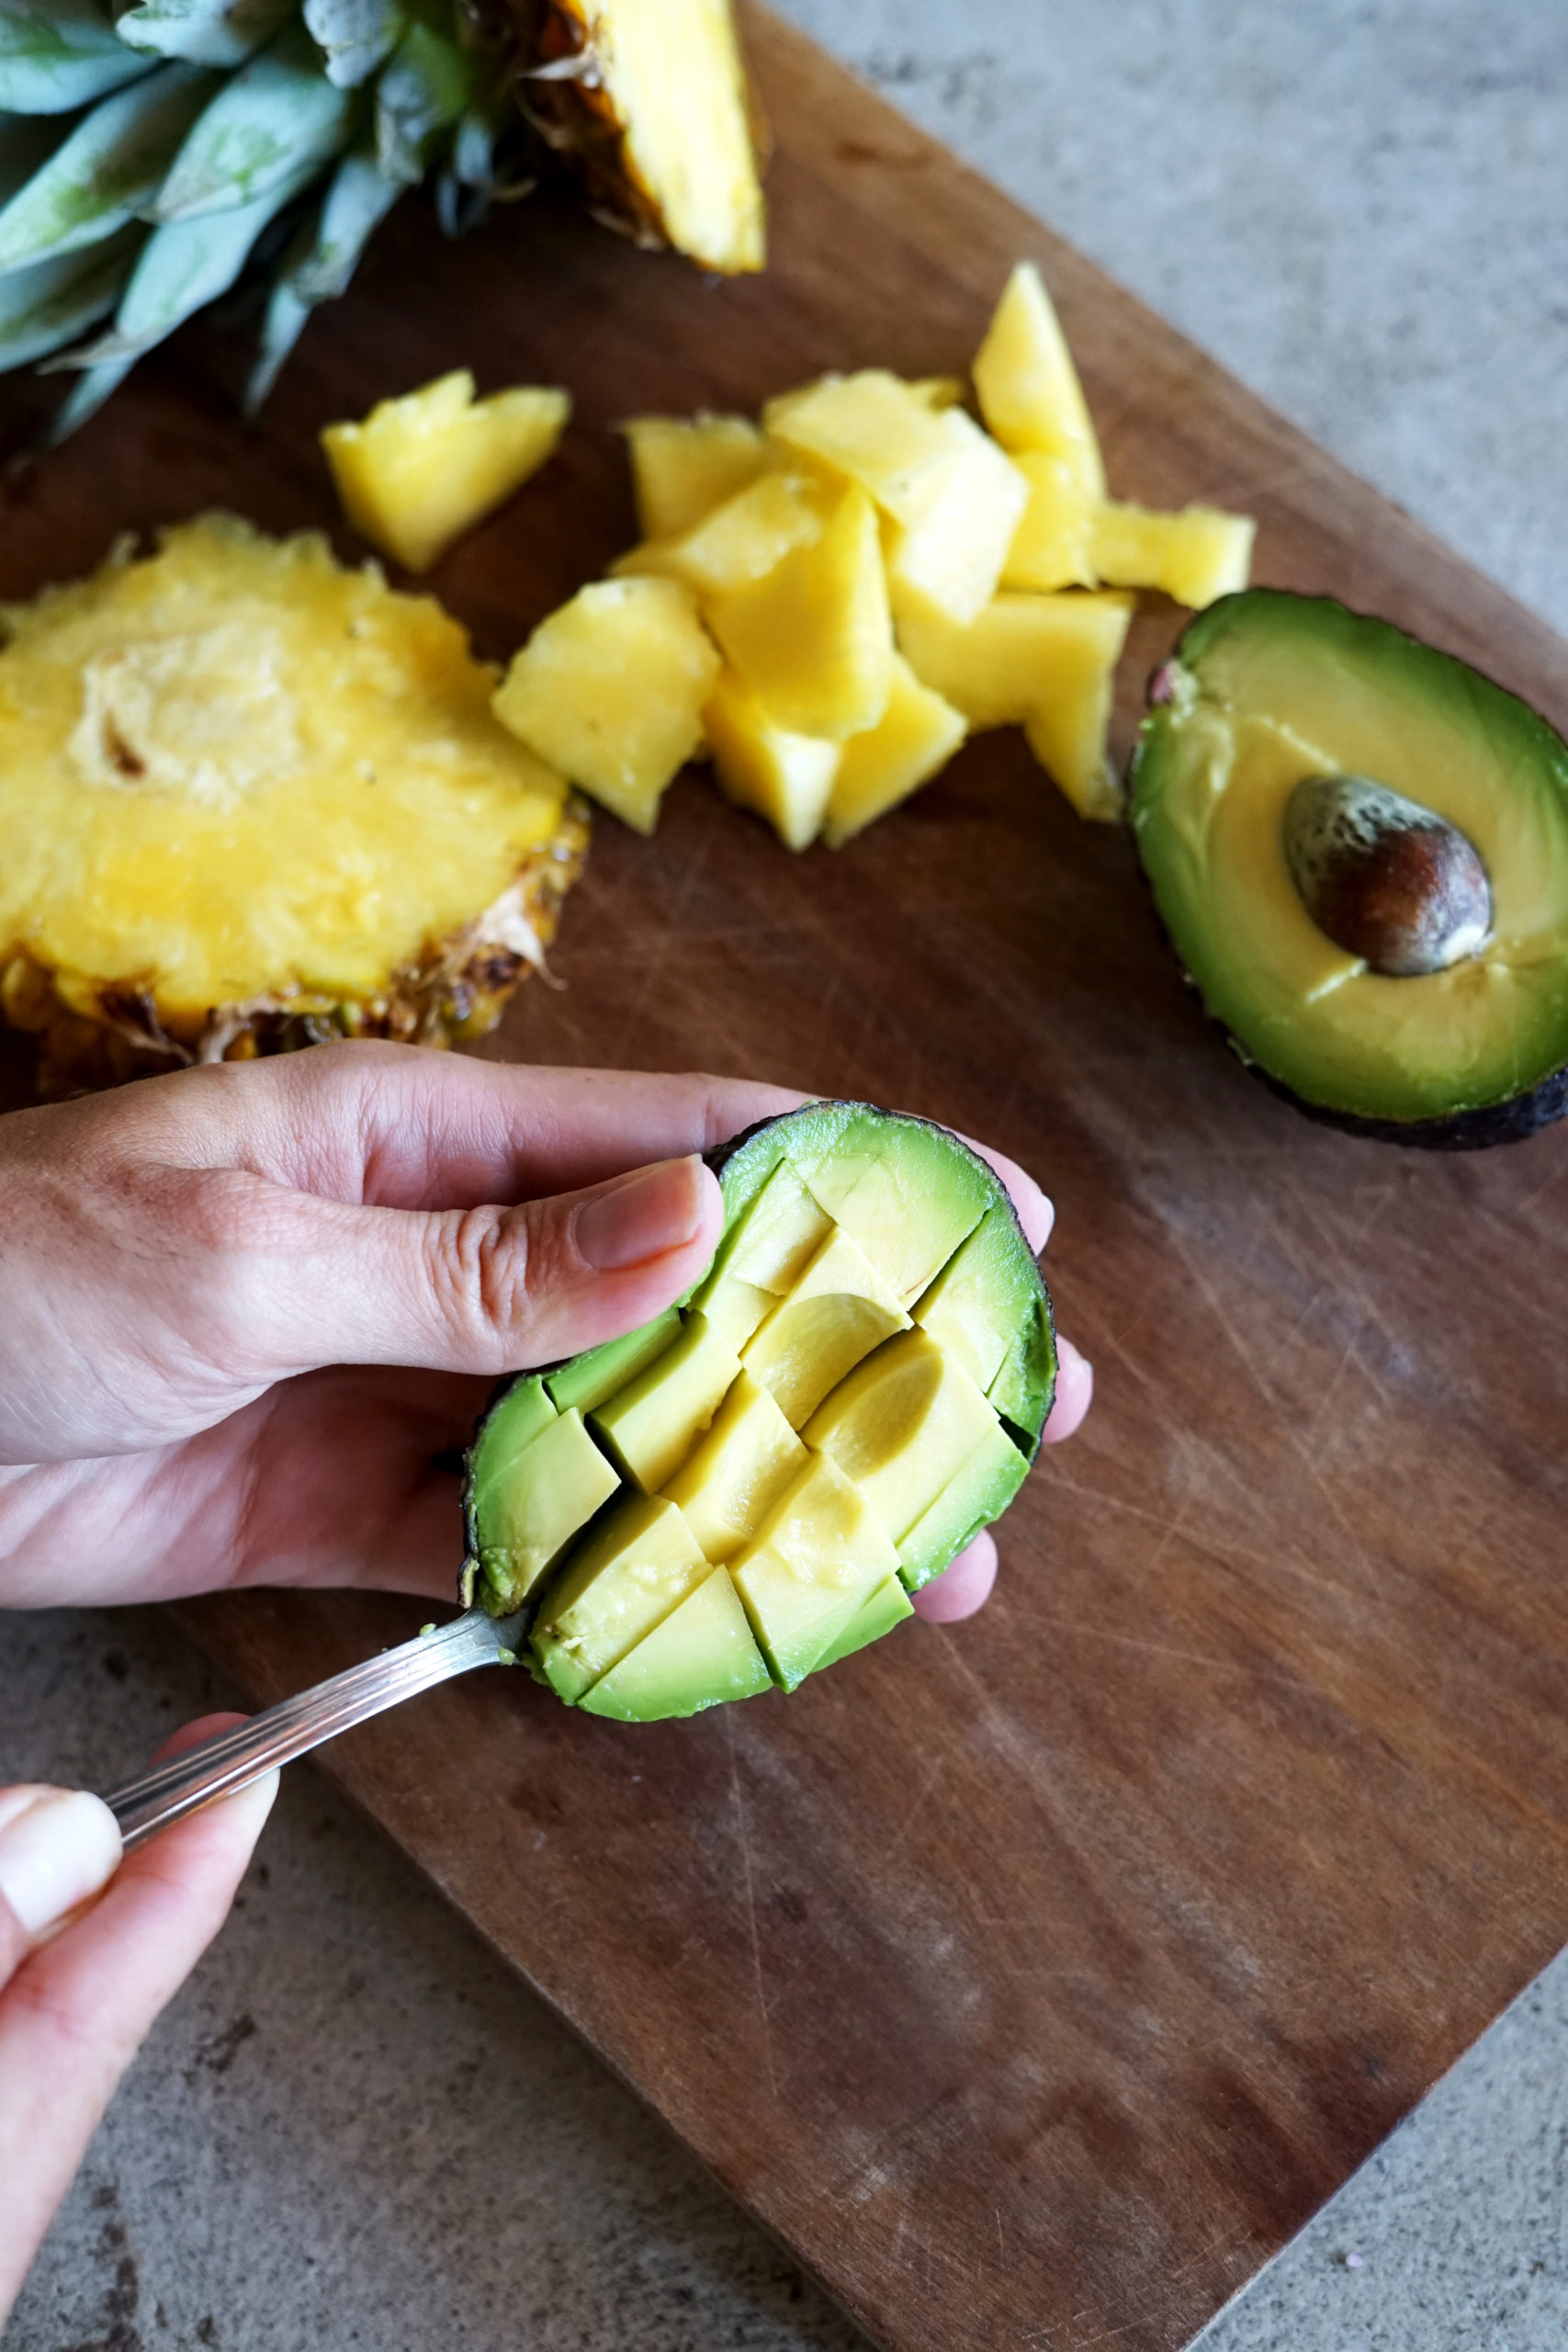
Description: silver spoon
xmin=100 ymin=1605 xmax=525 ymax=1850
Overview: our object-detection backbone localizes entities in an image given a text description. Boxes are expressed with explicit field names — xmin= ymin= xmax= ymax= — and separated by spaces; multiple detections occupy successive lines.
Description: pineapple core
xmin=0 ymin=514 xmax=574 ymax=1024
xmin=322 ymin=371 xmax=570 ymax=573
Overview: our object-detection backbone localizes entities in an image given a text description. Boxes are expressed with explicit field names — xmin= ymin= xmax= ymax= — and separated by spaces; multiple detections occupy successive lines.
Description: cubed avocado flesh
xmin=740 ymin=1225 xmax=910 ymax=1428
xmin=803 ymin=1329 xmax=999 ymax=1544
xmin=531 ymin=1493 xmax=710 ymax=1702
xmin=914 ymin=1202 xmax=1055 ymax=1432
xmin=662 ymin=1372 xmax=808 ymax=1561
xmin=590 ymin=1312 xmax=742 ymax=1491
xmin=813 ymin=1575 xmax=915 ymax=1671
xmin=546 ymin=1309 xmax=681 ymax=1416
xmin=1131 ymin=590 xmax=1568 ymax=1143
xmin=579 ymin=1566 xmax=773 ymax=1721
xmin=466 ymin=1400 xmax=621 ymax=1612
xmin=462 ymin=1102 xmax=1055 ymax=1721
xmin=897 ymin=1414 xmax=1030 ymax=1591
xmin=729 ymin=1453 xmax=900 ymax=1690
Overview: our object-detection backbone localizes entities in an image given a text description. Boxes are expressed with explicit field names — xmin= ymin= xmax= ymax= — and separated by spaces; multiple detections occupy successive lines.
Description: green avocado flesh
xmin=462 ymin=1103 xmax=1055 ymax=1721
xmin=1131 ymin=592 xmax=1568 ymax=1129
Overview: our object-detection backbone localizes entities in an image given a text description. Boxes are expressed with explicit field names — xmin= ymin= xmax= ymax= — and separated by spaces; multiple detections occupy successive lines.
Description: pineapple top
xmin=0 ymin=513 xmax=571 ymax=1019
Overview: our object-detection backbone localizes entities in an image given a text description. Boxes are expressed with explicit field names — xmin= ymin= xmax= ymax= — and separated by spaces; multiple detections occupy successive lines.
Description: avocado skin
xmin=1132 ymin=592 xmax=1568 ymax=1151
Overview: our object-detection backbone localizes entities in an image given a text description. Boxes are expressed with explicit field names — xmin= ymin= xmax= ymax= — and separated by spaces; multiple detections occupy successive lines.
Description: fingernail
xmin=575 ymin=1159 xmax=705 ymax=1272
xmin=0 ymin=1789 xmax=122 ymax=1939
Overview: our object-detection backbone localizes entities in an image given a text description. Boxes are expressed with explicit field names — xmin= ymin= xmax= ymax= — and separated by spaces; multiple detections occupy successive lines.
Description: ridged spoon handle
xmin=99 ymin=1605 xmax=523 ymax=1851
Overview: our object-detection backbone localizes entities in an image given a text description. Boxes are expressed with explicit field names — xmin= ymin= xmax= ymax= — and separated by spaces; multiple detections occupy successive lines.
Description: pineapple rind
xmin=0 ymin=513 xmax=590 ymax=1094
xmin=2 ymin=795 xmax=590 ymax=1098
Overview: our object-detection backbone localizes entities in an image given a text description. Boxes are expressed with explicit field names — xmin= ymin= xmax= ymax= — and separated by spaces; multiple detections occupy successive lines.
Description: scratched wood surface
xmin=7 ymin=12 xmax=1568 ymax=2348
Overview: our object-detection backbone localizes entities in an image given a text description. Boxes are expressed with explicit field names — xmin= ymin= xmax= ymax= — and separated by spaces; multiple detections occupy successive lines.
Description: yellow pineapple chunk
xmin=1090 ymin=501 xmax=1255 ymax=608
xmin=896 ymin=588 xmax=1133 ymax=820
xmin=883 ymin=407 xmax=1028 ymax=626
xmin=705 ymin=669 xmax=840 ymax=851
xmin=615 ymin=470 xmax=826 ymax=599
xmin=763 ymin=370 xmax=964 ymax=524
xmin=321 ymin=371 xmax=570 ymax=573
xmin=622 ymin=413 xmax=767 ymax=540
xmin=895 ymin=589 xmax=1127 ymax=728
xmin=493 ymin=576 xmax=718 ymax=834
xmin=823 ymin=654 xmax=965 ymax=849
xmin=972 ymin=262 xmax=1104 ymax=497
xmin=1000 ymin=453 xmax=1098 ymax=592
xmin=1021 ymin=598 xmax=1135 ymax=821
xmin=706 ymin=483 xmax=892 ymax=740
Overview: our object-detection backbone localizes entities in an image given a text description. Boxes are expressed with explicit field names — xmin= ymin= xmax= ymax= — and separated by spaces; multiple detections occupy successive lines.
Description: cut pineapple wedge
xmin=622 ymin=413 xmax=768 ymax=541
xmin=706 ymin=483 xmax=893 ymax=741
xmin=493 ymin=576 xmax=719 ymax=835
xmin=1090 ymin=502 xmax=1257 ymax=609
xmin=0 ymin=514 xmax=585 ymax=1094
xmin=764 ymin=370 xmax=965 ymax=524
xmin=705 ymin=669 xmax=840 ymax=852
xmin=321 ymin=371 xmax=570 ymax=574
xmin=823 ymin=655 xmax=966 ymax=850
xmin=973 ymin=261 xmax=1104 ymax=499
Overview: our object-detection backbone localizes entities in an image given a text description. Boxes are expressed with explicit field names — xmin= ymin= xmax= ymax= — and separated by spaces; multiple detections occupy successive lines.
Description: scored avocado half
xmin=461 ymin=1103 xmax=1055 ymax=1720
xmin=1130 ymin=590 xmax=1568 ymax=1147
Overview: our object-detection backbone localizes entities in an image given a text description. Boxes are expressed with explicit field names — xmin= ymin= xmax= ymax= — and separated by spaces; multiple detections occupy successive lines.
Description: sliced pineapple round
xmin=0 ymin=512 xmax=587 ymax=1094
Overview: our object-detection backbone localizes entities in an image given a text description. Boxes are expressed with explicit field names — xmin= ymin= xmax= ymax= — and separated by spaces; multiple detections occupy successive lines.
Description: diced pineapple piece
xmin=704 ymin=668 xmax=840 ymax=851
xmin=321 ymin=371 xmax=570 ymax=573
xmin=706 ymin=484 xmax=893 ymax=741
xmin=823 ymin=655 xmax=965 ymax=850
xmin=622 ymin=413 xmax=768 ymax=540
xmin=493 ymin=576 xmax=719 ymax=834
xmin=896 ymin=588 xmax=1132 ymax=729
xmin=1089 ymin=501 xmax=1255 ymax=608
xmin=617 ymin=470 xmax=826 ymax=600
xmin=1021 ymin=598 xmax=1135 ymax=822
xmin=763 ymin=369 xmax=963 ymax=524
xmin=883 ymin=407 xmax=1028 ymax=626
xmin=972 ymin=262 xmax=1103 ymax=498
xmin=1000 ymin=453 xmax=1098 ymax=592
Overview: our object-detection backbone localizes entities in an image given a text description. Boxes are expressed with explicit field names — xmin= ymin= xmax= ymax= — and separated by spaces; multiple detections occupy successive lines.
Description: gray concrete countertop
xmin=6 ymin=5 xmax=1568 ymax=2346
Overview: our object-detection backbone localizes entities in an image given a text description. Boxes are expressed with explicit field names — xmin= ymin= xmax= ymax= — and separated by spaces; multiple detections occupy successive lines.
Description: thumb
xmin=250 ymin=1153 xmax=724 ymax=1381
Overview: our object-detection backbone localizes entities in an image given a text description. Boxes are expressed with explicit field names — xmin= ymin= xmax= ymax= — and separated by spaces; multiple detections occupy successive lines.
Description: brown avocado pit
xmin=1281 ymin=771 xmax=1492 ymax=978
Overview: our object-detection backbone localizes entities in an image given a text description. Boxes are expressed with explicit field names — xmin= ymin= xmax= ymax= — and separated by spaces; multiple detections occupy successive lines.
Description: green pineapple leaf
xmin=43 ymin=339 xmax=133 ymax=434
xmin=241 ymin=134 xmax=398 ymax=410
xmin=301 ymin=0 xmax=403 ymax=90
xmin=152 ymin=17 xmax=355 ymax=220
xmin=0 ymin=220 xmax=143 ymax=365
xmin=55 ymin=145 xmax=321 ymax=360
xmin=373 ymin=13 xmax=470 ymax=187
xmin=112 ymin=0 xmax=297 ymax=72
xmin=0 ymin=0 xmax=156 ymax=113
xmin=0 ymin=61 xmax=216 ymax=275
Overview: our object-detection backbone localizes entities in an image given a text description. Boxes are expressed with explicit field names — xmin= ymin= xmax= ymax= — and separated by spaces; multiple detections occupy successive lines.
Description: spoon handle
xmin=100 ymin=1605 xmax=524 ymax=1850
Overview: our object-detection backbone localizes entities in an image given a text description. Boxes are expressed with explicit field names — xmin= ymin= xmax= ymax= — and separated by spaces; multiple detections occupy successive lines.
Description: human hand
xmin=0 ymin=1041 xmax=1090 ymax=1614
xmin=0 ymin=1724 xmax=276 ymax=2329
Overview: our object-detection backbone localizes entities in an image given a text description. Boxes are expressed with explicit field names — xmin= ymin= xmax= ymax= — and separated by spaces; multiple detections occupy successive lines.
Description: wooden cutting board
xmin=7 ymin=13 xmax=1568 ymax=2348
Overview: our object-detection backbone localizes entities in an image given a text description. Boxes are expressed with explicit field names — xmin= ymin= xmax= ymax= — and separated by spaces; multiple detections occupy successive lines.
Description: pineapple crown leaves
xmin=0 ymin=0 xmax=529 ymax=434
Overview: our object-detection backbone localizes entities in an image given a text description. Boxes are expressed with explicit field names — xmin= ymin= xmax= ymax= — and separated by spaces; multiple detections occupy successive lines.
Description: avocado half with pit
xmin=460 ymin=1103 xmax=1055 ymax=1720
xmin=1130 ymin=590 xmax=1568 ymax=1147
